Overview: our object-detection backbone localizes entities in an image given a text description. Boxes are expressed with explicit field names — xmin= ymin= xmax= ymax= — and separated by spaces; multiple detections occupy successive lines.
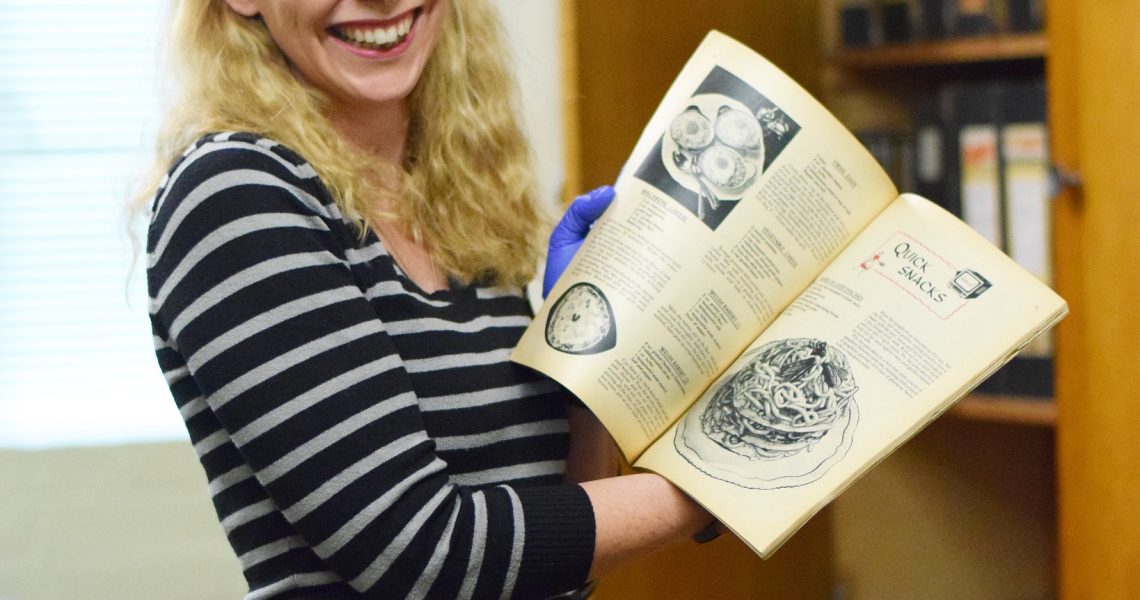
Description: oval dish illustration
xmin=545 ymin=282 xmax=617 ymax=355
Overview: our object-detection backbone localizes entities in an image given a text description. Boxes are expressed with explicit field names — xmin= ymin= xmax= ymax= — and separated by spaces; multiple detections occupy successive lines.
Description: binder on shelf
xmin=919 ymin=0 xmax=949 ymax=39
xmin=1007 ymin=0 xmax=1044 ymax=32
xmin=856 ymin=129 xmax=914 ymax=190
xmin=840 ymin=1 xmax=875 ymax=47
xmin=911 ymin=87 xmax=954 ymax=214
xmin=999 ymin=79 xmax=1052 ymax=358
xmin=974 ymin=77 xmax=1054 ymax=397
xmin=1000 ymin=79 xmax=1050 ymax=286
xmin=951 ymin=0 xmax=999 ymax=36
xmin=952 ymin=82 xmax=1004 ymax=250
xmin=880 ymin=0 xmax=915 ymax=43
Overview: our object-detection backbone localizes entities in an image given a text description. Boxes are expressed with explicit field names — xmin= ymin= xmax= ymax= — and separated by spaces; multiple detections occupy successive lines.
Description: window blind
xmin=0 ymin=0 xmax=184 ymax=447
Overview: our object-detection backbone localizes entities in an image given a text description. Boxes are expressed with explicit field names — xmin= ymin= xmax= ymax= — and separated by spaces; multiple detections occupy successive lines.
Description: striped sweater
xmin=146 ymin=132 xmax=595 ymax=599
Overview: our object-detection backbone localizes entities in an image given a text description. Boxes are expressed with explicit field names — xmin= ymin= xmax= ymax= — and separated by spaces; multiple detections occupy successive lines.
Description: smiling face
xmin=223 ymin=0 xmax=448 ymax=119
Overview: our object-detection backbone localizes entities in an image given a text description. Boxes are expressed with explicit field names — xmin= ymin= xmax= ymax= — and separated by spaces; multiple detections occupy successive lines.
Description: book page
xmin=511 ymin=31 xmax=898 ymax=461
xmin=635 ymin=193 xmax=1066 ymax=558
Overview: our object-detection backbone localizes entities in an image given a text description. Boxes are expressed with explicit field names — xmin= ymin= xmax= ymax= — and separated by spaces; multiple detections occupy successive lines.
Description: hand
xmin=543 ymin=186 xmax=616 ymax=298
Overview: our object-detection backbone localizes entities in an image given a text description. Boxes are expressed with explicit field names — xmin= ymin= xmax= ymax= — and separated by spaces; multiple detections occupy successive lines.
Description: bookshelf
xmin=834 ymin=31 xmax=1046 ymax=67
xmin=822 ymin=5 xmax=1055 ymax=427
xmin=1047 ymin=1 xmax=1140 ymax=595
xmin=823 ymin=2 xmax=1140 ymax=598
xmin=949 ymin=393 xmax=1056 ymax=426
xmin=820 ymin=2 xmax=1063 ymax=598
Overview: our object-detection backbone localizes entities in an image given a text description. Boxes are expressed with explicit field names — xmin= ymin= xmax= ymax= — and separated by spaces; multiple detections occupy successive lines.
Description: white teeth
xmin=338 ymin=13 xmax=415 ymax=49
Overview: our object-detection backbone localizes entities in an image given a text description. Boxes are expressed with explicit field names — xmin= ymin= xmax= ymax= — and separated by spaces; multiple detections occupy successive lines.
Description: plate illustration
xmin=675 ymin=338 xmax=859 ymax=489
xmin=545 ymin=282 xmax=617 ymax=355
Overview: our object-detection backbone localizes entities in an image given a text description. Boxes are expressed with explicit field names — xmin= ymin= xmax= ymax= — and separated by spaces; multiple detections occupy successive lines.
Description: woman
xmin=132 ymin=1 xmax=718 ymax=597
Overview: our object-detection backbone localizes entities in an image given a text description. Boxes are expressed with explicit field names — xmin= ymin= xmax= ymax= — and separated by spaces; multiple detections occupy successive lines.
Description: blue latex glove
xmin=543 ymin=185 xmax=616 ymax=298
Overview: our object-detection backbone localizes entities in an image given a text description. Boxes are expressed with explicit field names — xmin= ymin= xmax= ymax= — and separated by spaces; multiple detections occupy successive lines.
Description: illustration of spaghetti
xmin=700 ymin=338 xmax=858 ymax=461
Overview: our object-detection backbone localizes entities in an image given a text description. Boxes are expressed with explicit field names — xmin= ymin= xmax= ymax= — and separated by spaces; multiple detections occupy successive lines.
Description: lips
xmin=329 ymin=8 xmax=420 ymax=52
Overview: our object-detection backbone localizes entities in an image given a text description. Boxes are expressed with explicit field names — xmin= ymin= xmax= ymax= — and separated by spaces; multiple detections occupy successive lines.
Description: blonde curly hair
xmin=131 ymin=0 xmax=545 ymax=286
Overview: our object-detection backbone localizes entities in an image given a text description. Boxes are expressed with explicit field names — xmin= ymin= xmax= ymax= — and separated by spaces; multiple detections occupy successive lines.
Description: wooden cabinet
xmin=1047 ymin=1 xmax=1140 ymax=597
xmin=821 ymin=20 xmax=1055 ymax=426
xmin=819 ymin=0 xmax=1140 ymax=598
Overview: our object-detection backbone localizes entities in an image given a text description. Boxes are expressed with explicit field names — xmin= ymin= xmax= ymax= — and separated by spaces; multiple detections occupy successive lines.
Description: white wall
xmin=0 ymin=6 xmax=568 ymax=598
xmin=0 ymin=1 xmax=565 ymax=451
xmin=493 ymin=0 xmax=566 ymax=209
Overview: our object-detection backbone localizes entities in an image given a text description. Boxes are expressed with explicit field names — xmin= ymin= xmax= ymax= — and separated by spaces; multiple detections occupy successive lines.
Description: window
xmin=0 ymin=1 xmax=568 ymax=448
xmin=0 ymin=0 xmax=184 ymax=447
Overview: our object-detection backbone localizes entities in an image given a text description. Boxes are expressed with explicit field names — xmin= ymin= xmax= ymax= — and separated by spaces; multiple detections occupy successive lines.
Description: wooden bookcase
xmin=820 ymin=1 xmax=1140 ymax=598
xmin=834 ymin=31 xmax=1047 ymax=66
xmin=1046 ymin=1 xmax=1140 ymax=597
xmin=820 ymin=3 xmax=1060 ymax=598
xmin=825 ymin=29 xmax=1060 ymax=429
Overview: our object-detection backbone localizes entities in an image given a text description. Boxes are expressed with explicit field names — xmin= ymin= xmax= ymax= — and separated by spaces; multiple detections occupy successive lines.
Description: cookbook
xmin=511 ymin=31 xmax=1067 ymax=559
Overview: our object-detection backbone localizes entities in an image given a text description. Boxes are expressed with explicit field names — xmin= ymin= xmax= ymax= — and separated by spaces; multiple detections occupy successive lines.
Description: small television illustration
xmin=950 ymin=269 xmax=993 ymax=299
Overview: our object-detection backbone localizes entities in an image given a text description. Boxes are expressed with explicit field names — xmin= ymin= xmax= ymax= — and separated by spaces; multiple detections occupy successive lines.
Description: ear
xmin=222 ymin=0 xmax=259 ymax=18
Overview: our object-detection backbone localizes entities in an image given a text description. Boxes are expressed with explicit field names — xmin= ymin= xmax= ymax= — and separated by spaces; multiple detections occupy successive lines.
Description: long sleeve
xmin=146 ymin=133 xmax=594 ymax=599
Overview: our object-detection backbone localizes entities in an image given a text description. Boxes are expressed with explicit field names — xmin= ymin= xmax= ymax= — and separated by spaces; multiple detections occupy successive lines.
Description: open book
xmin=510 ymin=31 xmax=1067 ymax=559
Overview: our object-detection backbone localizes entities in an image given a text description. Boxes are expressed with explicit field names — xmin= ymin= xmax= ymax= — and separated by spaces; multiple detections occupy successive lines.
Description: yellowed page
xmin=511 ymin=31 xmax=898 ymax=461
xmin=635 ymin=193 xmax=1067 ymax=558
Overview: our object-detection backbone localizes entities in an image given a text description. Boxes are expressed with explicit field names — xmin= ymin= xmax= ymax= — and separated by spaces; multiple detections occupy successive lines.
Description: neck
xmin=330 ymin=99 xmax=410 ymax=166
xmin=329 ymin=100 xmax=446 ymax=293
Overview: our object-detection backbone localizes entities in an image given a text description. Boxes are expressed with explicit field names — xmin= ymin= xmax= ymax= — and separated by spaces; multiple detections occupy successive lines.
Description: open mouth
xmin=329 ymin=8 xmax=420 ymax=52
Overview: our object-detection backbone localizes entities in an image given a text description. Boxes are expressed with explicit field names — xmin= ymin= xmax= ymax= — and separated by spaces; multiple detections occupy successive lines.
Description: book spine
xmin=1006 ymin=0 xmax=1044 ymax=32
xmin=879 ymin=0 xmax=916 ymax=43
xmin=953 ymin=82 xmax=1004 ymax=249
xmin=919 ymin=0 xmax=949 ymax=39
xmin=999 ymin=78 xmax=1053 ymax=361
xmin=840 ymin=0 xmax=876 ymax=47
xmin=911 ymin=87 xmax=954 ymax=214
xmin=951 ymin=0 xmax=1000 ymax=36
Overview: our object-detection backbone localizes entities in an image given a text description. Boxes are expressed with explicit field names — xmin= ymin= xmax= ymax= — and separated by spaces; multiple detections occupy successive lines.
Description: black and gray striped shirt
xmin=147 ymin=133 xmax=594 ymax=599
